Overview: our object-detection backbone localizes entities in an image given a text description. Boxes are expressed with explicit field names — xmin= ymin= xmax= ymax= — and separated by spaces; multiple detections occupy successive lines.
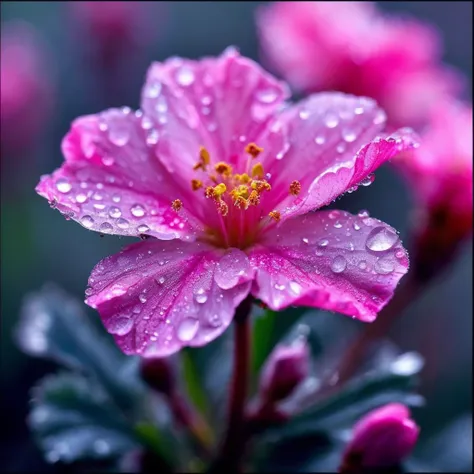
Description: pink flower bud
xmin=140 ymin=357 xmax=175 ymax=396
xmin=340 ymin=403 xmax=419 ymax=471
xmin=259 ymin=341 xmax=310 ymax=403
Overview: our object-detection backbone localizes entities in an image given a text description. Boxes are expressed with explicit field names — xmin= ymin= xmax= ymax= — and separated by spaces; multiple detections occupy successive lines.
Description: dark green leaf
xmin=15 ymin=284 xmax=145 ymax=412
xmin=29 ymin=372 xmax=139 ymax=464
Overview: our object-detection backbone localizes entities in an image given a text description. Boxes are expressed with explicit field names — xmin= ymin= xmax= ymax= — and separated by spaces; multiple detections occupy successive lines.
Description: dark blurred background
xmin=1 ymin=2 xmax=472 ymax=471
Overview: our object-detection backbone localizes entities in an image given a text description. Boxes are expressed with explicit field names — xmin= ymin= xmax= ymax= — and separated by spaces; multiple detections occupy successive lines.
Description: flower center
xmin=172 ymin=143 xmax=301 ymax=249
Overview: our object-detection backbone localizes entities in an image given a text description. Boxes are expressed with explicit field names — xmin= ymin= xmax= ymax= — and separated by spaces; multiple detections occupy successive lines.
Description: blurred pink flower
xmin=257 ymin=2 xmax=464 ymax=129
xmin=69 ymin=1 xmax=160 ymax=69
xmin=1 ymin=21 xmax=54 ymax=156
xmin=394 ymin=99 xmax=473 ymax=279
xmin=340 ymin=403 xmax=419 ymax=470
xmin=36 ymin=49 xmax=417 ymax=357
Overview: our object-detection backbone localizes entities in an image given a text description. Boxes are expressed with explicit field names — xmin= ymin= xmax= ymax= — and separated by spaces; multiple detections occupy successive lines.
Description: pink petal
xmin=86 ymin=240 xmax=253 ymax=357
xmin=260 ymin=93 xmax=419 ymax=219
xmin=250 ymin=210 xmax=409 ymax=322
xmin=140 ymin=47 xmax=290 ymax=181
xmin=35 ymin=108 xmax=200 ymax=240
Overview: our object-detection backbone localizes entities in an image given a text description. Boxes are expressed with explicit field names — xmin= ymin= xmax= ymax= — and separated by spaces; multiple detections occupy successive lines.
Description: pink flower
xmin=36 ymin=49 xmax=417 ymax=357
xmin=257 ymin=2 xmax=463 ymax=129
xmin=340 ymin=403 xmax=419 ymax=470
xmin=393 ymin=99 xmax=473 ymax=279
xmin=1 ymin=21 xmax=54 ymax=156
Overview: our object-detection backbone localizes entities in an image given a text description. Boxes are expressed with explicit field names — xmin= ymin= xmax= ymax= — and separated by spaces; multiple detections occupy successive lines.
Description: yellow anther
xmin=289 ymin=180 xmax=302 ymax=196
xmin=213 ymin=183 xmax=227 ymax=197
xmin=234 ymin=195 xmax=249 ymax=209
xmin=251 ymin=162 xmax=265 ymax=179
xmin=237 ymin=173 xmax=251 ymax=184
xmin=214 ymin=161 xmax=233 ymax=177
xmin=251 ymin=180 xmax=271 ymax=193
xmin=248 ymin=190 xmax=260 ymax=206
xmin=171 ymin=199 xmax=183 ymax=212
xmin=269 ymin=210 xmax=281 ymax=222
xmin=205 ymin=186 xmax=215 ymax=199
xmin=193 ymin=162 xmax=203 ymax=171
xmin=199 ymin=146 xmax=210 ymax=166
xmin=191 ymin=179 xmax=203 ymax=191
xmin=245 ymin=142 xmax=264 ymax=159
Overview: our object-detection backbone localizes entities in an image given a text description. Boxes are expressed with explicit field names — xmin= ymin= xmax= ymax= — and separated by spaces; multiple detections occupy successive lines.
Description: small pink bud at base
xmin=340 ymin=403 xmax=419 ymax=472
xmin=259 ymin=341 xmax=310 ymax=403
xmin=140 ymin=357 xmax=175 ymax=396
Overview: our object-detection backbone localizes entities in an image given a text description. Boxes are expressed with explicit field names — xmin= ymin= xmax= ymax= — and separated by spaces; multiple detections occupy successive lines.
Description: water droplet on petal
xmin=375 ymin=257 xmax=395 ymax=274
xmin=112 ymin=193 xmax=121 ymax=203
xmin=324 ymin=112 xmax=339 ymax=128
xmin=76 ymin=193 xmax=88 ymax=203
xmin=331 ymin=255 xmax=347 ymax=273
xmin=81 ymin=215 xmax=94 ymax=228
xmin=138 ymin=224 xmax=150 ymax=233
xmin=109 ymin=206 xmax=122 ymax=218
xmin=102 ymin=156 xmax=115 ymax=166
xmin=116 ymin=218 xmax=129 ymax=229
xmin=145 ymin=82 xmax=162 ymax=98
xmin=108 ymin=124 xmax=130 ymax=147
xmin=99 ymin=222 xmax=113 ymax=233
xmin=257 ymin=88 xmax=278 ymax=104
xmin=366 ymin=227 xmax=399 ymax=252
xmin=209 ymin=314 xmax=221 ymax=327
xmin=299 ymin=109 xmax=310 ymax=120
xmin=360 ymin=173 xmax=375 ymax=186
xmin=395 ymin=249 xmax=405 ymax=259
xmin=156 ymin=276 xmax=165 ymax=285
xmin=177 ymin=317 xmax=199 ymax=341
xmin=289 ymin=281 xmax=302 ymax=295
xmin=131 ymin=204 xmax=145 ymax=217
xmin=333 ymin=221 xmax=342 ymax=229
xmin=315 ymin=135 xmax=325 ymax=145
xmin=195 ymin=291 xmax=208 ymax=304
xmin=139 ymin=293 xmax=147 ymax=303
xmin=109 ymin=316 xmax=133 ymax=335
xmin=391 ymin=352 xmax=424 ymax=376
xmin=353 ymin=221 xmax=361 ymax=231
xmin=342 ymin=129 xmax=357 ymax=143
xmin=214 ymin=249 xmax=250 ymax=290
xmin=319 ymin=239 xmax=329 ymax=247
xmin=302 ymin=237 xmax=309 ymax=244
xmin=358 ymin=209 xmax=370 ymax=218
xmin=358 ymin=260 xmax=367 ymax=270
xmin=176 ymin=66 xmax=195 ymax=86
xmin=56 ymin=178 xmax=71 ymax=193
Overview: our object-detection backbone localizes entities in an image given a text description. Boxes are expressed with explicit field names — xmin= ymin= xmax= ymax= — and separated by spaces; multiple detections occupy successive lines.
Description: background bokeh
xmin=1 ymin=2 xmax=472 ymax=471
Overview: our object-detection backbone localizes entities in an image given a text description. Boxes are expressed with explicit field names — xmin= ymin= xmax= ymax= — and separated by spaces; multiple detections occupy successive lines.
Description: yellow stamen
xmin=205 ymin=186 xmax=215 ymax=199
xmin=215 ymin=162 xmax=233 ymax=177
xmin=245 ymin=142 xmax=263 ymax=159
xmin=248 ymin=190 xmax=260 ymax=206
xmin=251 ymin=180 xmax=271 ymax=193
xmin=217 ymin=200 xmax=229 ymax=216
xmin=234 ymin=195 xmax=248 ymax=209
xmin=191 ymin=179 xmax=203 ymax=191
xmin=251 ymin=162 xmax=265 ymax=179
xmin=199 ymin=146 xmax=210 ymax=166
xmin=289 ymin=180 xmax=302 ymax=196
xmin=269 ymin=210 xmax=281 ymax=222
xmin=172 ymin=199 xmax=183 ymax=211
xmin=213 ymin=183 xmax=227 ymax=197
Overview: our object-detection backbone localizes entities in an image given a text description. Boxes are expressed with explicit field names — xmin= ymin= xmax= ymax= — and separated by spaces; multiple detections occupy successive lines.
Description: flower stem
xmin=208 ymin=295 xmax=253 ymax=473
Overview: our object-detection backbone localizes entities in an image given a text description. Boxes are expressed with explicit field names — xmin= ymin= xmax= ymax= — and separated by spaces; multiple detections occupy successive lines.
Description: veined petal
xmin=86 ymin=240 xmax=253 ymax=357
xmin=260 ymin=93 xmax=419 ymax=219
xmin=35 ymin=108 xmax=201 ymax=240
xmin=140 ymin=47 xmax=290 ymax=181
xmin=250 ymin=210 xmax=409 ymax=322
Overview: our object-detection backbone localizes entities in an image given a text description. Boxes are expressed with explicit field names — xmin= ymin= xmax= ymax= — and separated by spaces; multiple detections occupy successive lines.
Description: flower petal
xmin=86 ymin=240 xmax=253 ymax=357
xmin=250 ymin=210 xmax=409 ymax=322
xmin=140 ymin=47 xmax=290 ymax=181
xmin=35 ymin=108 xmax=201 ymax=240
xmin=261 ymin=93 xmax=419 ymax=219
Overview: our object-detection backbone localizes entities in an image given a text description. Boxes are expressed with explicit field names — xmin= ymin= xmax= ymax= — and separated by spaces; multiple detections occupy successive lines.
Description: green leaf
xmin=29 ymin=372 xmax=139 ymax=464
xmin=181 ymin=349 xmax=210 ymax=418
xmin=15 ymin=284 xmax=145 ymax=412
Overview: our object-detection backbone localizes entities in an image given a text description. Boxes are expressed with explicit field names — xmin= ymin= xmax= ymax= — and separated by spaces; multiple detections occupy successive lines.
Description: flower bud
xmin=340 ymin=403 xmax=419 ymax=471
xmin=140 ymin=357 xmax=175 ymax=396
xmin=259 ymin=341 xmax=310 ymax=403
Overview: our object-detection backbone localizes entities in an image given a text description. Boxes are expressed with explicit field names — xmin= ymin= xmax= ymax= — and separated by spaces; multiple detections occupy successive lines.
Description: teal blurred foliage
xmin=1 ymin=1 xmax=472 ymax=472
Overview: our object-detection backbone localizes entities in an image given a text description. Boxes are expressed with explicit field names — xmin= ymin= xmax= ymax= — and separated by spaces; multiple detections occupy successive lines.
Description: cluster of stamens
xmin=171 ymin=142 xmax=301 ymax=222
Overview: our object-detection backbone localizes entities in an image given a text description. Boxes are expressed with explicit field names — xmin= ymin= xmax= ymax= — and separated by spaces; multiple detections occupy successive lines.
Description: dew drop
xmin=331 ymin=255 xmax=347 ymax=273
xmin=333 ymin=221 xmax=342 ymax=229
xmin=366 ymin=227 xmax=399 ymax=252
xmin=56 ymin=178 xmax=71 ymax=193
xmin=319 ymin=239 xmax=329 ymax=247
xmin=102 ymin=156 xmax=115 ymax=166
xmin=358 ymin=260 xmax=368 ymax=270
xmin=358 ymin=209 xmax=370 ymax=218
xmin=342 ymin=129 xmax=357 ymax=143
xmin=315 ymin=135 xmax=325 ymax=145
xmin=108 ymin=125 xmax=130 ymax=147
xmin=336 ymin=143 xmax=346 ymax=153
xmin=156 ymin=276 xmax=165 ymax=285
xmin=289 ymin=280 xmax=302 ymax=295
xmin=145 ymin=82 xmax=161 ymax=98
xmin=373 ymin=109 xmax=387 ymax=125
xmin=395 ymin=249 xmax=405 ymax=259
xmin=76 ymin=193 xmax=87 ymax=203
xmin=375 ymin=257 xmax=395 ymax=274
xmin=116 ymin=218 xmax=129 ymax=229
xmin=99 ymin=222 xmax=113 ymax=233
xmin=146 ymin=129 xmax=159 ymax=146
xmin=360 ymin=173 xmax=375 ymax=186
xmin=353 ymin=221 xmax=361 ymax=231
xmin=81 ymin=215 xmax=94 ymax=228
xmin=112 ymin=193 xmax=121 ymax=203
xmin=177 ymin=317 xmax=199 ymax=341
xmin=299 ymin=109 xmax=310 ymax=120
xmin=195 ymin=292 xmax=208 ymax=304
xmin=214 ymin=249 xmax=250 ymax=290
xmin=257 ymin=88 xmax=278 ymax=104
xmin=131 ymin=204 xmax=145 ymax=217
xmin=138 ymin=224 xmax=150 ymax=233
xmin=302 ymin=237 xmax=309 ymax=244
xmin=109 ymin=316 xmax=133 ymax=335
xmin=109 ymin=206 xmax=122 ymax=218
xmin=139 ymin=293 xmax=147 ymax=303
xmin=176 ymin=66 xmax=195 ymax=86
xmin=209 ymin=314 xmax=222 ymax=327
xmin=324 ymin=112 xmax=339 ymax=128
